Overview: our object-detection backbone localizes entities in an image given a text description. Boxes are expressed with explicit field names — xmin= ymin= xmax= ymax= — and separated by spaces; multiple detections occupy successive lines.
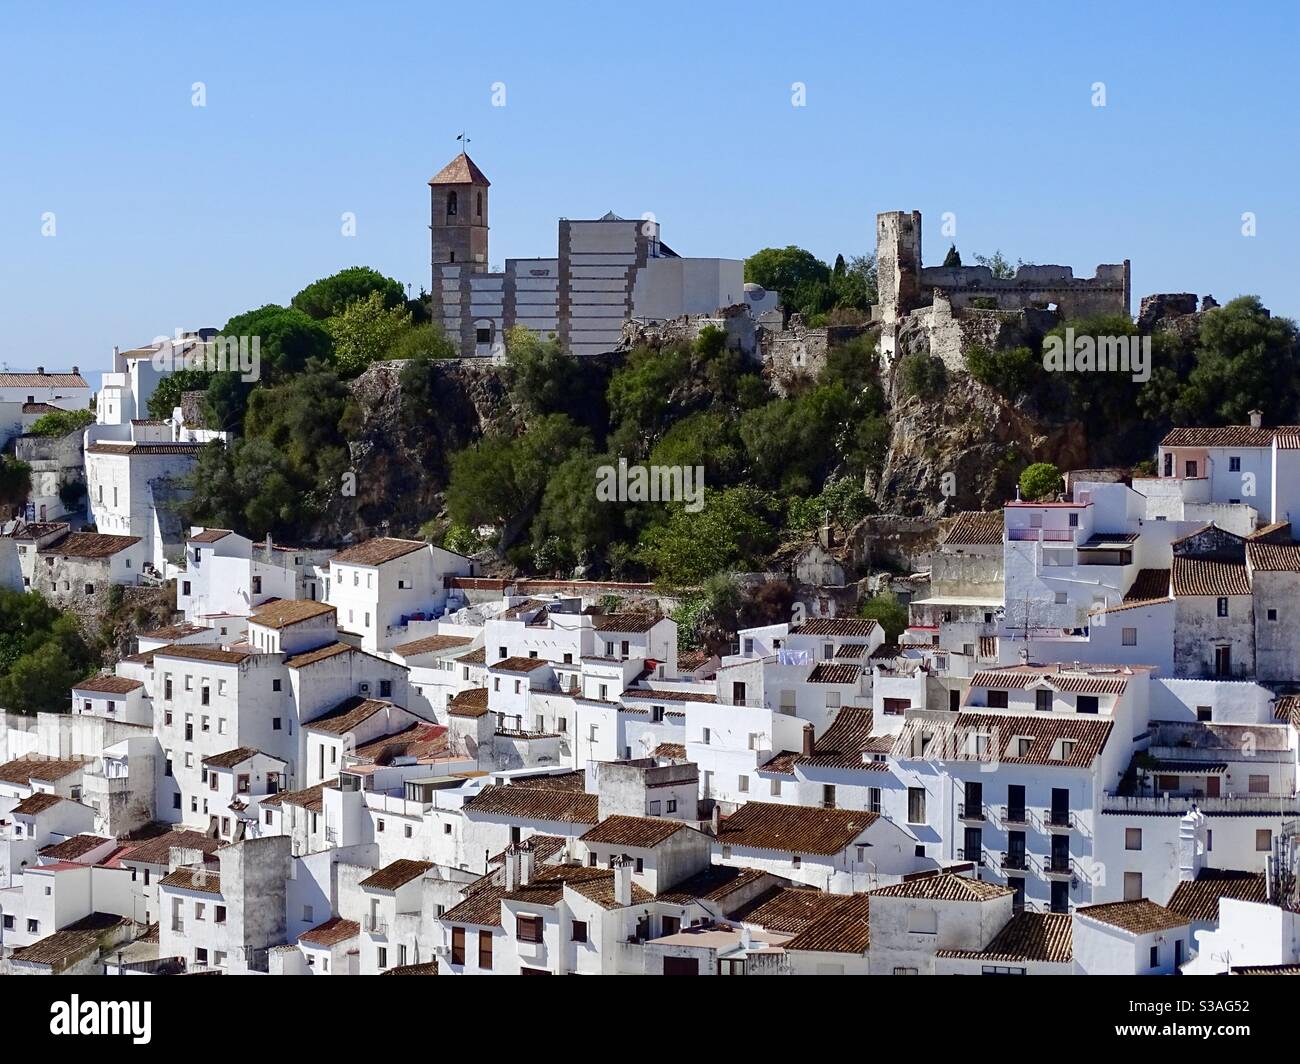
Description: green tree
xmin=942 ymin=244 xmax=962 ymax=268
xmin=220 ymin=304 xmax=332 ymax=382
xmin=974 ymin=251 xmax=1027 ymax=279
xmin=1019 ymin=461 xmax=1063 ymax=501
xmin=531 ymin=450 xmax=623 ymax=571
xmin=858 ymin=592 xmax=909 ymax=641
xmin=387 ymin=323 xmax=458 ymax=362
xmin=326 ymin=290 xmax=414 ymax=375
xmin=636 ymin=487 xmax=778 ymax=586
xmin=745 ymin=246 xmax=830 ymax=301
xmin=0 ymin=457 xmax=32 ymax=512
xmin=291 ymin=266 xmax=406 ymax=321
xmin=606 ymin=344 xmax=692 ymax=453
xmin=898 ymin=352 xmax=948 ymax=399
xmin=27 ymin=408 xmax=94 ymax=438
xmin=966 ymin=343 xmax=1040 ymax=399
xmin=0 ymin=592 xmax=97 ymax=715
xmin=147 ymin=368 xmax=213 ymax=420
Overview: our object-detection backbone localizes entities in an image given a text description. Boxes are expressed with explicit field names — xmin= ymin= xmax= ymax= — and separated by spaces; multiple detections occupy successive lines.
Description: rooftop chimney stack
xmin=711 ymin=804 xmax=721 ymax=836
xmin=802 ymin=723 xmax=815 ymax=758
xmin=519 ymin=841 xmax=535 ymax=886
xmin=503 ymin=844 xmax=519 ymax=891
xmin=72 ymin=365 xmax=79 ymax=376
xmin=36 ymin=366 xmax=44 ymax=375
xmin=1250 ymin=409 xmax=1263 ymax=429
xmin=613 ymin=855 xmax=632 ymax=907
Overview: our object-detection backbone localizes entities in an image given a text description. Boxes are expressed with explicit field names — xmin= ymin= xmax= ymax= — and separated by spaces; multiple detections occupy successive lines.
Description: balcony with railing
xmin=1043 ymin=808 xmax=1075 ymax=831
xmin=1007 ymin=527 xmax=1077 ymax=543
xmin=1101 ymin=792 xmax=1300 ymax=817
xmin=1040 ymin=853 xmax=1073 ymax=878
xmin=1002 ymin=805 xmax=1029 ymax=828
xmin=1001 ymin=850 xmax=1028 ymax=872
xmin=363 ymin=915 xmax=387 ymax=935
xmin=957 ymin=802 xmax=985 ymax=822
xmin=959 ymin=847 xmax=984 ymax=867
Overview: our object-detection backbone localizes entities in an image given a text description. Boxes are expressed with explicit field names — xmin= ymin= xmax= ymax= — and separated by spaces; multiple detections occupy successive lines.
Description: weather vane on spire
xmin=456 ymin=132 xmax=470 ymax=154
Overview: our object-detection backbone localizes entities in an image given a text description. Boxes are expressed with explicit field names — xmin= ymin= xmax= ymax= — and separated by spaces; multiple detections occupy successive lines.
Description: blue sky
xmin=4 ymin=0 xmax=1298 ymax=373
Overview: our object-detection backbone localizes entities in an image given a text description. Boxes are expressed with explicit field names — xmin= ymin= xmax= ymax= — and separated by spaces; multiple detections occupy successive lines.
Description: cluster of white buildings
xmin=2 ymin=415 xmax=1300 ymax=977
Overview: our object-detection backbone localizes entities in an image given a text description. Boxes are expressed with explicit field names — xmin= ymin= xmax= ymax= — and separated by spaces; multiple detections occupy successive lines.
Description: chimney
xmin=72 ymin=365 xmax=79 ymax=376
xmin=613 ymin=856 xmax=632 ymax=907
xmin=802 ymin=723 xmax=815 ymax=758
xmin=1249 ymin=409 xmax=1263 ymax=429
xmin=266 ymin=532 xmax=273 ymax=555
xmin=36 ymin=366 xmax=44 ymax=375
xmin=503 ymin=844 xmax=519 ymax=891
xmin=740 ymin=925 xmax=754 ymax=950
xmin=1178 ymin=806 xmax=1207 ymax=881
xmin=519 ymin=841 xmax=535 ymax=886
xmin=113 ymin=346 xmax=120 ymax=358
xmin=711 ymin=804 xmax=721 ymax=836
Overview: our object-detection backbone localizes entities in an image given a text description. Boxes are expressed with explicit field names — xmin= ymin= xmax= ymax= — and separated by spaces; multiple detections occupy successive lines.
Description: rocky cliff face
xmin=870 ymin=354 xmax=1089 ymax=516
xmin=317 ymin=358 xmax=521 ymax=541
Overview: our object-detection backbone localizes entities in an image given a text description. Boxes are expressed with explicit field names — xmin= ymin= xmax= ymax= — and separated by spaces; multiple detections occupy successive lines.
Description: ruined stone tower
xmin=876 ymin=210 xmax=923 ymax=324
xmin=429 ymin=152 xmax=490 ymax=280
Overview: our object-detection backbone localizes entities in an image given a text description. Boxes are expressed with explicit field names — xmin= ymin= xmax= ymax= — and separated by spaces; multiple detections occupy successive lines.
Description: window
xmin=1076 ymin=695 xmax=1098 ymax=714
xmin=478 ymin=930 xmax=493 ymax=970
xmin=1053 ymin=591 xmax=1067 ymax=604
xmin=986 ymin=690 xmax=1008 ymax=709
xmin=451 ymin=927 xmax=465 ymax=965
xmin=1122 ymin=627 xmax=1137 ymax=646
xmin=447 ymin=190 xmax=457 ymax=216
xmin=1125 ymin=828 xmax=1142 ymax=851
xmin=907 ymin=787 xmax=926 ymax=824
xmin=869 ymin=787 xmax=882 ymax=814
xmin=906 ymin=909 xmax=938 ymax=934
xmin=516 ymin=915 xmax=543 ymax=943
xmin=27 ymin=919 xmax=39 ymax=934
xmin=883 ymin=697 xmax=909 ymax=716
xmin=666 ymin=799 xmax=676 ymax=814
xmin=1249 ymin=774 xmax=1269 ymax=794
xmin=571 ymin=920 xmax=588 ymax=943
xmin=1197 ymin=705 xmax=1212 ymax=722
xmin=1150 ymin=945 xmax=1159 ymax=969
xmin=1268 ymin=608 xmax=1279 ymax=621
xmin=737 ymin=775 xmax=749 ymax=793
xmin=1035 ymin=689 xmax=1052 ymax=712
xmin=273 ymin=717 xmax=282 ymax=731
xmin=1217 ymin=597 xmax=1228 ymax=617
xmin=272 ymin=678 xmax=281 ymax=692
xmin=215 ymin=905 xmax=226 ymax=923
xmin=701 ymin=727 xmax=711 ymax=745
xmin=1229 ymin=456 xmax=1241 ymax=472
xmin=380 ymin=679 xmax=392 ymax=698
xmin=377 ymin=947 xmax=387 ymax=969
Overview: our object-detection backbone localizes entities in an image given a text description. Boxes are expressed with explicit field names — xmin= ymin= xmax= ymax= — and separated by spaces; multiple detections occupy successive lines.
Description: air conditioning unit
xmin=358 ymin=682 xmax=371 ymax=695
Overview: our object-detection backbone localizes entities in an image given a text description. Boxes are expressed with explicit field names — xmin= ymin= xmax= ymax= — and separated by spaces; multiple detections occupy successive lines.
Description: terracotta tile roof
xmin=792 ymin=618 xmax=880 ymax=637
xmin=249 ymin=598 xmax=336 ymax=629
xmin=284 ymin=641 xmax=354 ymax=669
xmin=39 ymin=834 xmax=111 ymax=860
xmin=461 ymin=647 xmax=487 ymax=665
xmin=259 ymin=779 xmax=338 ymax=812
xmin=159 ymin=867 xmax=223 ymax=894
xmin=72 ymin=674 xmax=143 ymax=694
xmin=1248 ymin=541 xmax=1300 ymax=572
xmin=759 ymin=751 xmax=799 ymax=775
xmin=85 ymin=442 xmax=203 ymax=456
xmin=361 ymin=859 xmax=434 ymax=891
xmin=833 ymin=643 xmax=869 ymax=659
xmin=429 ymin=152 xmax=491 ymax=186
xmin=298 ymin=916 xmax=360 ymax=946
xmin=968 ymin=666 xmax=1132 ymax=695
xmin=117 ymin=829 xmax=221 ymax=865
xmin=306 ymin=697 xmax=392 ymax=735
xmin=331 ymin=537 xmax=425 ymax=567
xmin=593 ymin=613 xmax=662 ymax=633
xmin=1230 ymin=963 xmax=1300 ymax=975
xmin=1161 ymin=425 xmax=1292 ymax=448
xmin=22 ymin=401 xmax=60 ymax=413
xmin=807 ymin=662 xmax=864 ymax=685
xmin=580 ymin=815 xmax=694 ymax=849
xmin=442 ymin=884 xmax=507 ymax=927
xmin=717 ymin=802 xmax=878 ymax=856
xmin=654 ymin=742 xmax=686 ymax=759
xmin=12 ymin=792 xmax=66 ymax=815
xmin=898 ymin=712 xmax=1113 ymax=768
xmin=1124 ymin=568 xmax=1171 ymax=602
xmin=620 ymin=687 xmax=718 ymax=704
xmin=871 ymin=871 xmax=1012 ymax=902
xmin=9 ymin=914 xmax=125 ymax=971
xmin=1165 ymin=868 xmax=1268 ymax=923
xmin=0 ymin=755 xmax=88 ymax=786
xmin=732 ymin=886 xmax=843 ymax=933
xmin=490 ymin=656 xmax=551 ymax=673
xmin=782 ymin=894 xmax=872 ymax=954
xmin=393 ymin=634 xmax=473 ymax=656
xmin=0 ymin=371 xmax=89 ymax=388
xmin=464 ymin=784 xmax=599 ymax=825
xmin=943 ymin=511 xmax=1004 ymax=547
xmin=3 ymin=520 xmax=68 ymax=540
xmin=936 ymin=911 xmax=1073 ymax=963
xmin=41 ymin=532 xmax=140 ymax=558
xmin=152 ymin=643 xmax=253 ymax=665
xmin=381 ymin=961 xmax=439 ymax=975
xmin=1274 ymin=695 xmax=1300 ymax=728
xmin=448 ymin=687 xmax=490 ymax=717
xmin=1076 ymin=898 xmax=1190 ymax=934
xmin=654 ymin=865 xmax=768 ymax=905
xmin=201 ymin=747 xmax=267 ymax=769
xmin=188 ymin=529 xmax=233 ymax=543
xmin=799 ymin=707 xmax=883 ymax=771
xmin=353 ymin=722 xmax=447 ymax=763
xmin=564 ymin=869 xmax=654 ymax=909
xmin=1172 ymin=556 xmax=1251 ymax=596
xmin=488 ymin=834 xmax=568 ymax=867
